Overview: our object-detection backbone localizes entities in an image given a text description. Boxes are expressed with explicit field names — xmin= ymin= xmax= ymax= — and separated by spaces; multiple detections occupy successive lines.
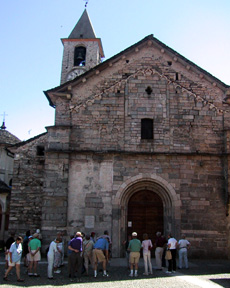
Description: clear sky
xmin=1 ymin=0 xmax=230 ymax=141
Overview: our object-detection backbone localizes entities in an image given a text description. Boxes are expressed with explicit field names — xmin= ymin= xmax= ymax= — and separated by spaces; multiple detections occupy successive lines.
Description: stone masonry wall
xmin=66 ymin=152 xmax=227 ymax=258
xmin=40 ymin=126 xmax=71 ymax=251
xmin=61 ymin=40 xmax=101 ymax=84
xmin=8 ymin=134 xmax=47 ymax=235
xmin=30 ymin=39 xmax=229 ymax=257
xmin=63 ymin=43 xmax=226 ymax=154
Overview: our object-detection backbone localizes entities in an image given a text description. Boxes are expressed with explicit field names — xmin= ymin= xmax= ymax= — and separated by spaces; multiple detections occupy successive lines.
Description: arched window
xmin=141 ymin=118 xmax=153 ymax=139
xmin=74 ymin=46 xmax=86 ymax=66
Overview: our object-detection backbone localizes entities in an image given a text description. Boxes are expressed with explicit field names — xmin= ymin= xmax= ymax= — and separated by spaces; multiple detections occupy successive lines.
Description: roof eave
xmin=45 ymin=34 xmax=230 ymax=97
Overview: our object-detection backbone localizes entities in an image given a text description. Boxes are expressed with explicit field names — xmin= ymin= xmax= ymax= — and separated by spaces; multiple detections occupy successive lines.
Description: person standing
xmin=128 ymin=232 xmax=142 ymax=277
xmin=47 ymin=238 xmax=58 ymax=279
xmin=28 ymin=233 xmax=41 ymax=277
xmin=90 ymin=232 xmax=96 ymax=243
xmin=3 ymin=236 xmax=24 ymax=282
xmin=142 ymin=233 xmax=153 ymax=275
xmin=67 ymin=235 xmax=74 ymax=277
xmin=155 ymin=232 xmax=167 ymax=270
xmin=166 ymin=233 xmax=177 ymax=274
xmin=83 ymin=234 xmax=94 ymax=275
xmin=35 ymin=229 xmax=42 ymax=241
xmin=54 ymin=237 xmax=62 ymax=274
xmin=68 ymin=231 xmax=83 ymax=282
xmin=123 ymin=234 xmax=132 ymax=269
xmin=92 ymin=235 xmax=109 ymax=278
xmin=60 ymin=231 xmax=65 ymax=266
xmin=22 ymin=230 xmax=30 ymax=268
xmin=177 ymin=234 xmax=191 ymax=269
xmin=4 ymin=232 xmax=15 ymax=270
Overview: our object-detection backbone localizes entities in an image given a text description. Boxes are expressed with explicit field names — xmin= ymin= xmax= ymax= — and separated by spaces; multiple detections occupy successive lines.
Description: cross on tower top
xmin=1 ymin=112 xmax=8 ymax=130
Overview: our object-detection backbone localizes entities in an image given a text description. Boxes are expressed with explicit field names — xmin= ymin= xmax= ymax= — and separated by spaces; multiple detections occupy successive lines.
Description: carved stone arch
xmin=114 ymin=173 xmax=179 ymax=205
xmin=112 ymin=173 xmax=181 ymax=257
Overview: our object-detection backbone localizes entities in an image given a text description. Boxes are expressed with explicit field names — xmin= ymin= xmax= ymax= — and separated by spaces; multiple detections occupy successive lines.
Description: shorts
xmin=29 ymin=250 xmax=41 ymax=262
xmin=93 ymin=249 xmax=105 ymax=263
xmin=8 ymin=259 xmax=20 ymax=266
xmin=129 ymin=252 xmax=140 ymax=264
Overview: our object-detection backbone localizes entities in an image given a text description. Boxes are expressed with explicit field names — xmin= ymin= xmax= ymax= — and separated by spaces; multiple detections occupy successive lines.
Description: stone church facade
xmin=9 ymin=10 xmax=230 ymax=258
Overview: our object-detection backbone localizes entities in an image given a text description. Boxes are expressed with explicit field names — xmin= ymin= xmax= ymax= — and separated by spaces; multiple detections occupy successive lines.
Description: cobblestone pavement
xmin=0 ymin=257 xmax=230 ymax=288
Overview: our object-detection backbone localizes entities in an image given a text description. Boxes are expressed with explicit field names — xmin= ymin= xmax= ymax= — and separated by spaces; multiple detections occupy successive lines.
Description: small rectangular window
xmin=141 ymin=119 xmax=153 ymax=139
xmin=37 ymin=146 xmax=44 ymax=156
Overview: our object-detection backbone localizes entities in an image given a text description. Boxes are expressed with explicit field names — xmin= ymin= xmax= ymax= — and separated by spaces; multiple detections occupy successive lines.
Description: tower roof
xmin=0 ymin=129 xmax=21 ymax=145
xmin=68 ymin=9 xmax=96 ymax=39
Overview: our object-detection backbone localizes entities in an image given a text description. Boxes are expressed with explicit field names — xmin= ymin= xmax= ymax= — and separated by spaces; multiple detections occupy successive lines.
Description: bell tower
xmin=60 ymin=9 xmax=104 ymax=84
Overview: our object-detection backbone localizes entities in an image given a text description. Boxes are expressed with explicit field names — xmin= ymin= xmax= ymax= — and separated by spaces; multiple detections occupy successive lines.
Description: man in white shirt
xmin=166 ymin=233 xmax=177 ymax=273
xmin=177 ymin=235 xmax=190 ymax=269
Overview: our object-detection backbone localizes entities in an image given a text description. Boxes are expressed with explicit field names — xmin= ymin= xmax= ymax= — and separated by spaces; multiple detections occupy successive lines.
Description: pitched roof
xmin=45 ymin=34 xmax=229 ymax=107
xmin=9 ymin=132 xmax=47 ymax=149
xmin=68 ymin=9 xmax=96 ymax=39
xmin=0 ymin=129 xmax=21 ymax=146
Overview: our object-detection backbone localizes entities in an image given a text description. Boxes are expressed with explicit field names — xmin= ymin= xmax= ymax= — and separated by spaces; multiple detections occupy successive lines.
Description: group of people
xmin=124 ymin=231 xmax=191 ymax=276
xmin=2 ymin=229 xmax=190 ymax=283
xmin=3 ymin=229 xmax=42 ymax=282
xmin=48 ymin=230 xmax=111 ymax=282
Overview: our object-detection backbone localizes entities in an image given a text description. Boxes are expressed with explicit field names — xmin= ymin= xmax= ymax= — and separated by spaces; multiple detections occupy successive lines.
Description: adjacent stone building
xmin=0 ymin=122 xmax=20 ymax=242
xmin=8 ymin=9 xmax=230 ymax=258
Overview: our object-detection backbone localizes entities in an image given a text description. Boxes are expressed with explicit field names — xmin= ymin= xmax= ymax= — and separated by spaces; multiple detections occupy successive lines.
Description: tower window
xmin=141 ymin=119 xmax=153 ymax=139
xmin=74 ymin=46 xmax=86 ymax=66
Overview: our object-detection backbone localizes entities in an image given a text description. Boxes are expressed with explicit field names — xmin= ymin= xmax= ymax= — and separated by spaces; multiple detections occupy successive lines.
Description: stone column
xmin=223 ymin=107 xmax=230 ymax=258
xmin=41 ymin=126 xmax=70 ymax=251
xmin=0 ymin=194 xmax=7 ymax=240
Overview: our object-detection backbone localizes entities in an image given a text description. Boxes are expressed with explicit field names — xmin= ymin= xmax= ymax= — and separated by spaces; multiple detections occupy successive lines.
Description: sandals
xmin=3 ymin=276 xmax=8 ymax=281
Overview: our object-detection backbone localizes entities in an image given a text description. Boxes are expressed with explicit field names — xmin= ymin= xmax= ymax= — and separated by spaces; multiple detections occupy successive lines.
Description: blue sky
xmin=1 ymin=0 xmax=230 ymax=140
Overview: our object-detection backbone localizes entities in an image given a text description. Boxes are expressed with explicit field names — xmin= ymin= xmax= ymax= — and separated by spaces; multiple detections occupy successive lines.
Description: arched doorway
xmin=112 ymin=173 xmax=181 ymax=257
xmin=127 ymin=190 xmax=163 ymax=242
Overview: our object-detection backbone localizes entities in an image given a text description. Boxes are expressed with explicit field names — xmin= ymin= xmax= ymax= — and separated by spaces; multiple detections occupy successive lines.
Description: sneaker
xmin=17 ymin=279 xmax=24 ymax=282
xmin=172 ymin=270 xmax=176 ymax=273
xmin=134 ymin=273 xmax=138 ymax=277
xmin=103 ymin=273 xmax=109 ymax=277
xmin=143 ymin=273 xmax=148 ymax=275
xmin=48 ymin=277 xmax=54 ymax=280
xmin=166 ymin=271 xmax=172 ymax=274
xmin=54 ymin=270 xmax=61 ymax=274
xmin=129 ymin=273 xmax=133 ymax=277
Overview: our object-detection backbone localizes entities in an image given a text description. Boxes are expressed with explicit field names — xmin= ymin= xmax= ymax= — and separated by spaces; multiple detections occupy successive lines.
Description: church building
xmin=9 ymin=9 xmax=230 ymax=258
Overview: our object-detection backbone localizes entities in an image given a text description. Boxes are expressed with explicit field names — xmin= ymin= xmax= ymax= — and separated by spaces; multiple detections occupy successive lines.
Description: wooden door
xmin=127 ymin=190 xmax=163 ymax=243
